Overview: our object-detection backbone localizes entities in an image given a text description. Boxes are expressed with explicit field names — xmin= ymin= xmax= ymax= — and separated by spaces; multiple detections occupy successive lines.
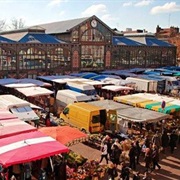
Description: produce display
xmin=66 ymin=150 xmax=87 ymax=167
xmin=66 ymin=160 xmax=107 ymax=180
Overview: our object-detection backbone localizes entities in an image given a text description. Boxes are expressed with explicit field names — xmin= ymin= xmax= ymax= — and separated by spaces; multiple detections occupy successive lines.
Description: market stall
xmin=101 ymin=85 xmax=134 ymax=99
xmin=114 ymin=93 xmax=180 ymax=114
xmin=0 ymin=131 xmax=69 ymax=168
xmin=114 ymin=94 xmax=150 ymax=106
xmin=38 ymin=126 xmax=88 ymax=146
xmin=0 ymin=109 xmax=18 ymax=120
xmin=15 ymin=86 xmax=54 ymax=111
xmin=0 ymin=118 xmax=37 ymax=138
xmin=0 ymin=95 xmax=39 ymax=122
xmin=117 ymin=107 xmax=170 ymax=123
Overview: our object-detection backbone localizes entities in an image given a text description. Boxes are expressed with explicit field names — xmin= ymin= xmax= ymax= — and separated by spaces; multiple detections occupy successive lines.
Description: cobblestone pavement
xmin=70 ymin=143 xmax=180 ymax=180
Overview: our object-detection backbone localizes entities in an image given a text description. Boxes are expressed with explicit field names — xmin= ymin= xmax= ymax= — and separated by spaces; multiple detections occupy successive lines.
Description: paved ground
xmin=70 ymin=143 xmax=180 ymax=180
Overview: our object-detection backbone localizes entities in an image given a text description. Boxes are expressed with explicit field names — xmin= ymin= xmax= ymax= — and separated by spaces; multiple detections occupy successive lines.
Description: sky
xmin=0 ymin=0 xmax=180 ymax=33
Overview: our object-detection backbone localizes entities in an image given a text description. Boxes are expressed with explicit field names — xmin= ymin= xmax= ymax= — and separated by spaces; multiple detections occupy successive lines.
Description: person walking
xmin=99 ymin=141 xmax=108 ymax=164
xmin=135 ymin=140 xmax=141 ymax=165
xmin=144 ymin=144 xmax=152 ymax=173
xmin=110 ymin=144 xmax=122 ymax=167
xmin=169 ymin=130 xmax=178 ymax=154
xmin=152 ymin=131 xmax=161 ymax=150
xmin=152 ymin=145 xmax=161 ymax=170
xmin=161 ymin=130 xmax=169 ymax=154
xmin=107 ymin=163 xmax=118 ymax=180
xmin=120 ymin=162 xmax=130 ymax=180
xmin=128 ymin=142 xmax=136 ymax=170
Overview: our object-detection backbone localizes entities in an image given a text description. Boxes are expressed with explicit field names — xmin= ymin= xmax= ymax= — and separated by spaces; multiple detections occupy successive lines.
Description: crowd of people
xmin=99 ymin=127 xmax=179 ymax=180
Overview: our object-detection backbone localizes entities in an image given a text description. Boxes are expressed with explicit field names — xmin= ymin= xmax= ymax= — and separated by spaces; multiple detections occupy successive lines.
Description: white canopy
xmin=0 ymin=95 xmax=30 ymax=109
xmin=10 ymin=106 xmax=39 ymax=121
xmin=5 ymin=83 xmax=36 ymax=88
xmin=102 ymin=85 xmax=133 ymax=92
xmin=16 ymin=86 xmax=53 ymax=97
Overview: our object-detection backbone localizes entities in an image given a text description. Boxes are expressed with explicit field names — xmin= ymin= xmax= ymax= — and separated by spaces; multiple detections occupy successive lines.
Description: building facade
xmin=156 ymin=25 xmax=180 ymax=63
xmin=0 ymin=16 xmax=176 ymax=79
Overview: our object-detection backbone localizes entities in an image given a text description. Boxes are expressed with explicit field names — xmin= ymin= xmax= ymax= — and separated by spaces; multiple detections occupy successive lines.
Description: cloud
xmin=47 ymin=0 xmax=66 ymax=7
xmin=81 ymin=4 xmax=107 ymax=17
xmin=151 ymin=2 xmax=180 ymax=14
xmin=101 ymin=14 xmax=116 ymax=22
xmin=59 ymin=10 xmax=65 ymax=16
xmin=123 ymin=2 xmax=133 ymax=7
xmin=135 ymin=0 xmax=153 ymax=7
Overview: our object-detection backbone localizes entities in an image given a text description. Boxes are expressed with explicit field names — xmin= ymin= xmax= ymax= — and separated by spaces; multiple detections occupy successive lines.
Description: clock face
xmin=91 ymin=20 xmax=97 ymax=27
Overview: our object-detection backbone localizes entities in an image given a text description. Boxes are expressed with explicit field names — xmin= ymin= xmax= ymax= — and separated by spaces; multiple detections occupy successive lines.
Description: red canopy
xmin=0 ymin=131 xmax=69 ymax=167
xmin=0 ymin=119 xmax=37 ymax=138
xmin=0 ymin=109 xmax=18 ymax=120
xmin=39 ymin=126 xmax=88 ymax=146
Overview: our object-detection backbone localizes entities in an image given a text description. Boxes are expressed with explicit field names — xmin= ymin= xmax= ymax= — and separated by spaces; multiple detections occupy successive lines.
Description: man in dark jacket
xmin=169 ymin=130 xmax=178 ymax=154
xmin=129 ymin=142 xmax=136 ymax=170
xmin=161 ymin=130 xmax=169 ymax=154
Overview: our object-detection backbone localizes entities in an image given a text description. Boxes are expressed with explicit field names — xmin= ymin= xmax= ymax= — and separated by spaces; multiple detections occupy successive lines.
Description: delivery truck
xmin=126 ymin=77 xmax=157 ymax=92
xmin=60 ymin=102 xmax=107 ymax=133
xmin=56 ymin=89 xmax=92 ymax=107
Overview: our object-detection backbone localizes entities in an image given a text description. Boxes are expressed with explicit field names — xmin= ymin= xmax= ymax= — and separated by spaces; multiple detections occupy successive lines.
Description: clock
xmin=91 ymin=19 xmax=97 ymax=28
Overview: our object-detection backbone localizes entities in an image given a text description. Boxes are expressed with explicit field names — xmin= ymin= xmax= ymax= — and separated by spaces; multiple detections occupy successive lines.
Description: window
xmin=72 ymin=30 xmax=79 ymax=42
xmin=0 ymin=48 xmax=16 ymax=70
xmin=63 ymin=107 xmax=69 ymax=115
xmin=48 ymin=47 xmax=71 ymax=68
xmin=92 ymin=115 xmax=100 ymax=124
xmin=81 ymin=29 xmax=104 ymax=42
xmin=81 ymin=45 xmax=104 ymax=68
xmin=19 ymin=48 xmax=45 ymax=70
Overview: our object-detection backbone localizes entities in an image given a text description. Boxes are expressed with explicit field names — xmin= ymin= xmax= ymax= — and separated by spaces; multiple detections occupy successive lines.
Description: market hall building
xmin=0 ymin=15 xmax=176 ymax=79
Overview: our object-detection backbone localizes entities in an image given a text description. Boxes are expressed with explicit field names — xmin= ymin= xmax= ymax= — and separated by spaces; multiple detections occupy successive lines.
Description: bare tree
xmin=0 ymin=20 xmax=6 ymax=31
xmin=11 ymin=18 xmax=25 ymax=30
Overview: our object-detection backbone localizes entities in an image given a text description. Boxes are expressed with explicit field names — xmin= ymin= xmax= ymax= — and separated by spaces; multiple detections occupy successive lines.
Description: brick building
xmin=0 ymin=16 xmax=177 ymax=79
xmin=156 ymin=25 xmax=180 ymax=63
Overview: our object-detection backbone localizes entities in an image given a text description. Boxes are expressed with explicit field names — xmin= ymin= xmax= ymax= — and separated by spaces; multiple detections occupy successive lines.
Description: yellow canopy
xmin=114 ymin=95 xmax=149 ymax=107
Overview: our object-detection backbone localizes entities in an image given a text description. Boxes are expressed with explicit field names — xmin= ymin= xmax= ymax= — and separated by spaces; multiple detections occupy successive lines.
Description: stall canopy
xmin=0 ymin=95 xmax=30 ymax=109
xmin=39 ymin=126 xmax=88 ymax=146
xmin=0 ymin=109 xmax=18 ymax=120
xmin=0 ymin=131 xmax=69 ymax=167
xmin=117 ymin=107 xmax=170 ymax=123
xmin=0 ymin=118 xmax=37 ymax=138
xmin=4 ymin=83 xmax=37 ymax=88
xmin=102 ymin=85 xmax=133 ymax=92
xmin=10 ymin=106 xmax=39 ymax=121
xmin=15 ymin=86 xmax=54 ymax=97
xmin=0 ymin=95 xmax=40 ymax=121
xmin=88 ymin=99 xmax=132 ymax=110
xmin=114 ymin=93 xmax=180 ymax=114
xmin=114 ymin=94 xmax=150 ymax=106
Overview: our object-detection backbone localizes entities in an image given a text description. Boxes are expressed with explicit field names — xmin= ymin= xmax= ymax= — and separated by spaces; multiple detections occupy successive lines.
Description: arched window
xmin=81 ymin=29 xmax=104 ymax=42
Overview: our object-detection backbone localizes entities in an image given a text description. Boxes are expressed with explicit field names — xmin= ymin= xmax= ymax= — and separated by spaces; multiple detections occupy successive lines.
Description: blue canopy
xmin=112 ymin=36 xmax=144 ymax=46
xmin=145 ymin=37 xmax=174 ymax=47
xmin=19 ymin=33 xmax=66 ymax=43
xmin=19 ymin=78 xmax=51 ymax=87
xmin=0 ymin=36 xmax=15 ymax=43
xmin=81 ymin=73 xmax=98 ymax=79
xmin=0 ymin=78 xmax=19 ymax=85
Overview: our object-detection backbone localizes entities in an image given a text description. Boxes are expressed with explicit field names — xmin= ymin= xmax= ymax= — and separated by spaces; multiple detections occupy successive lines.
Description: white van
xmin=56 ymin=89 xmax=92 ymax=107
